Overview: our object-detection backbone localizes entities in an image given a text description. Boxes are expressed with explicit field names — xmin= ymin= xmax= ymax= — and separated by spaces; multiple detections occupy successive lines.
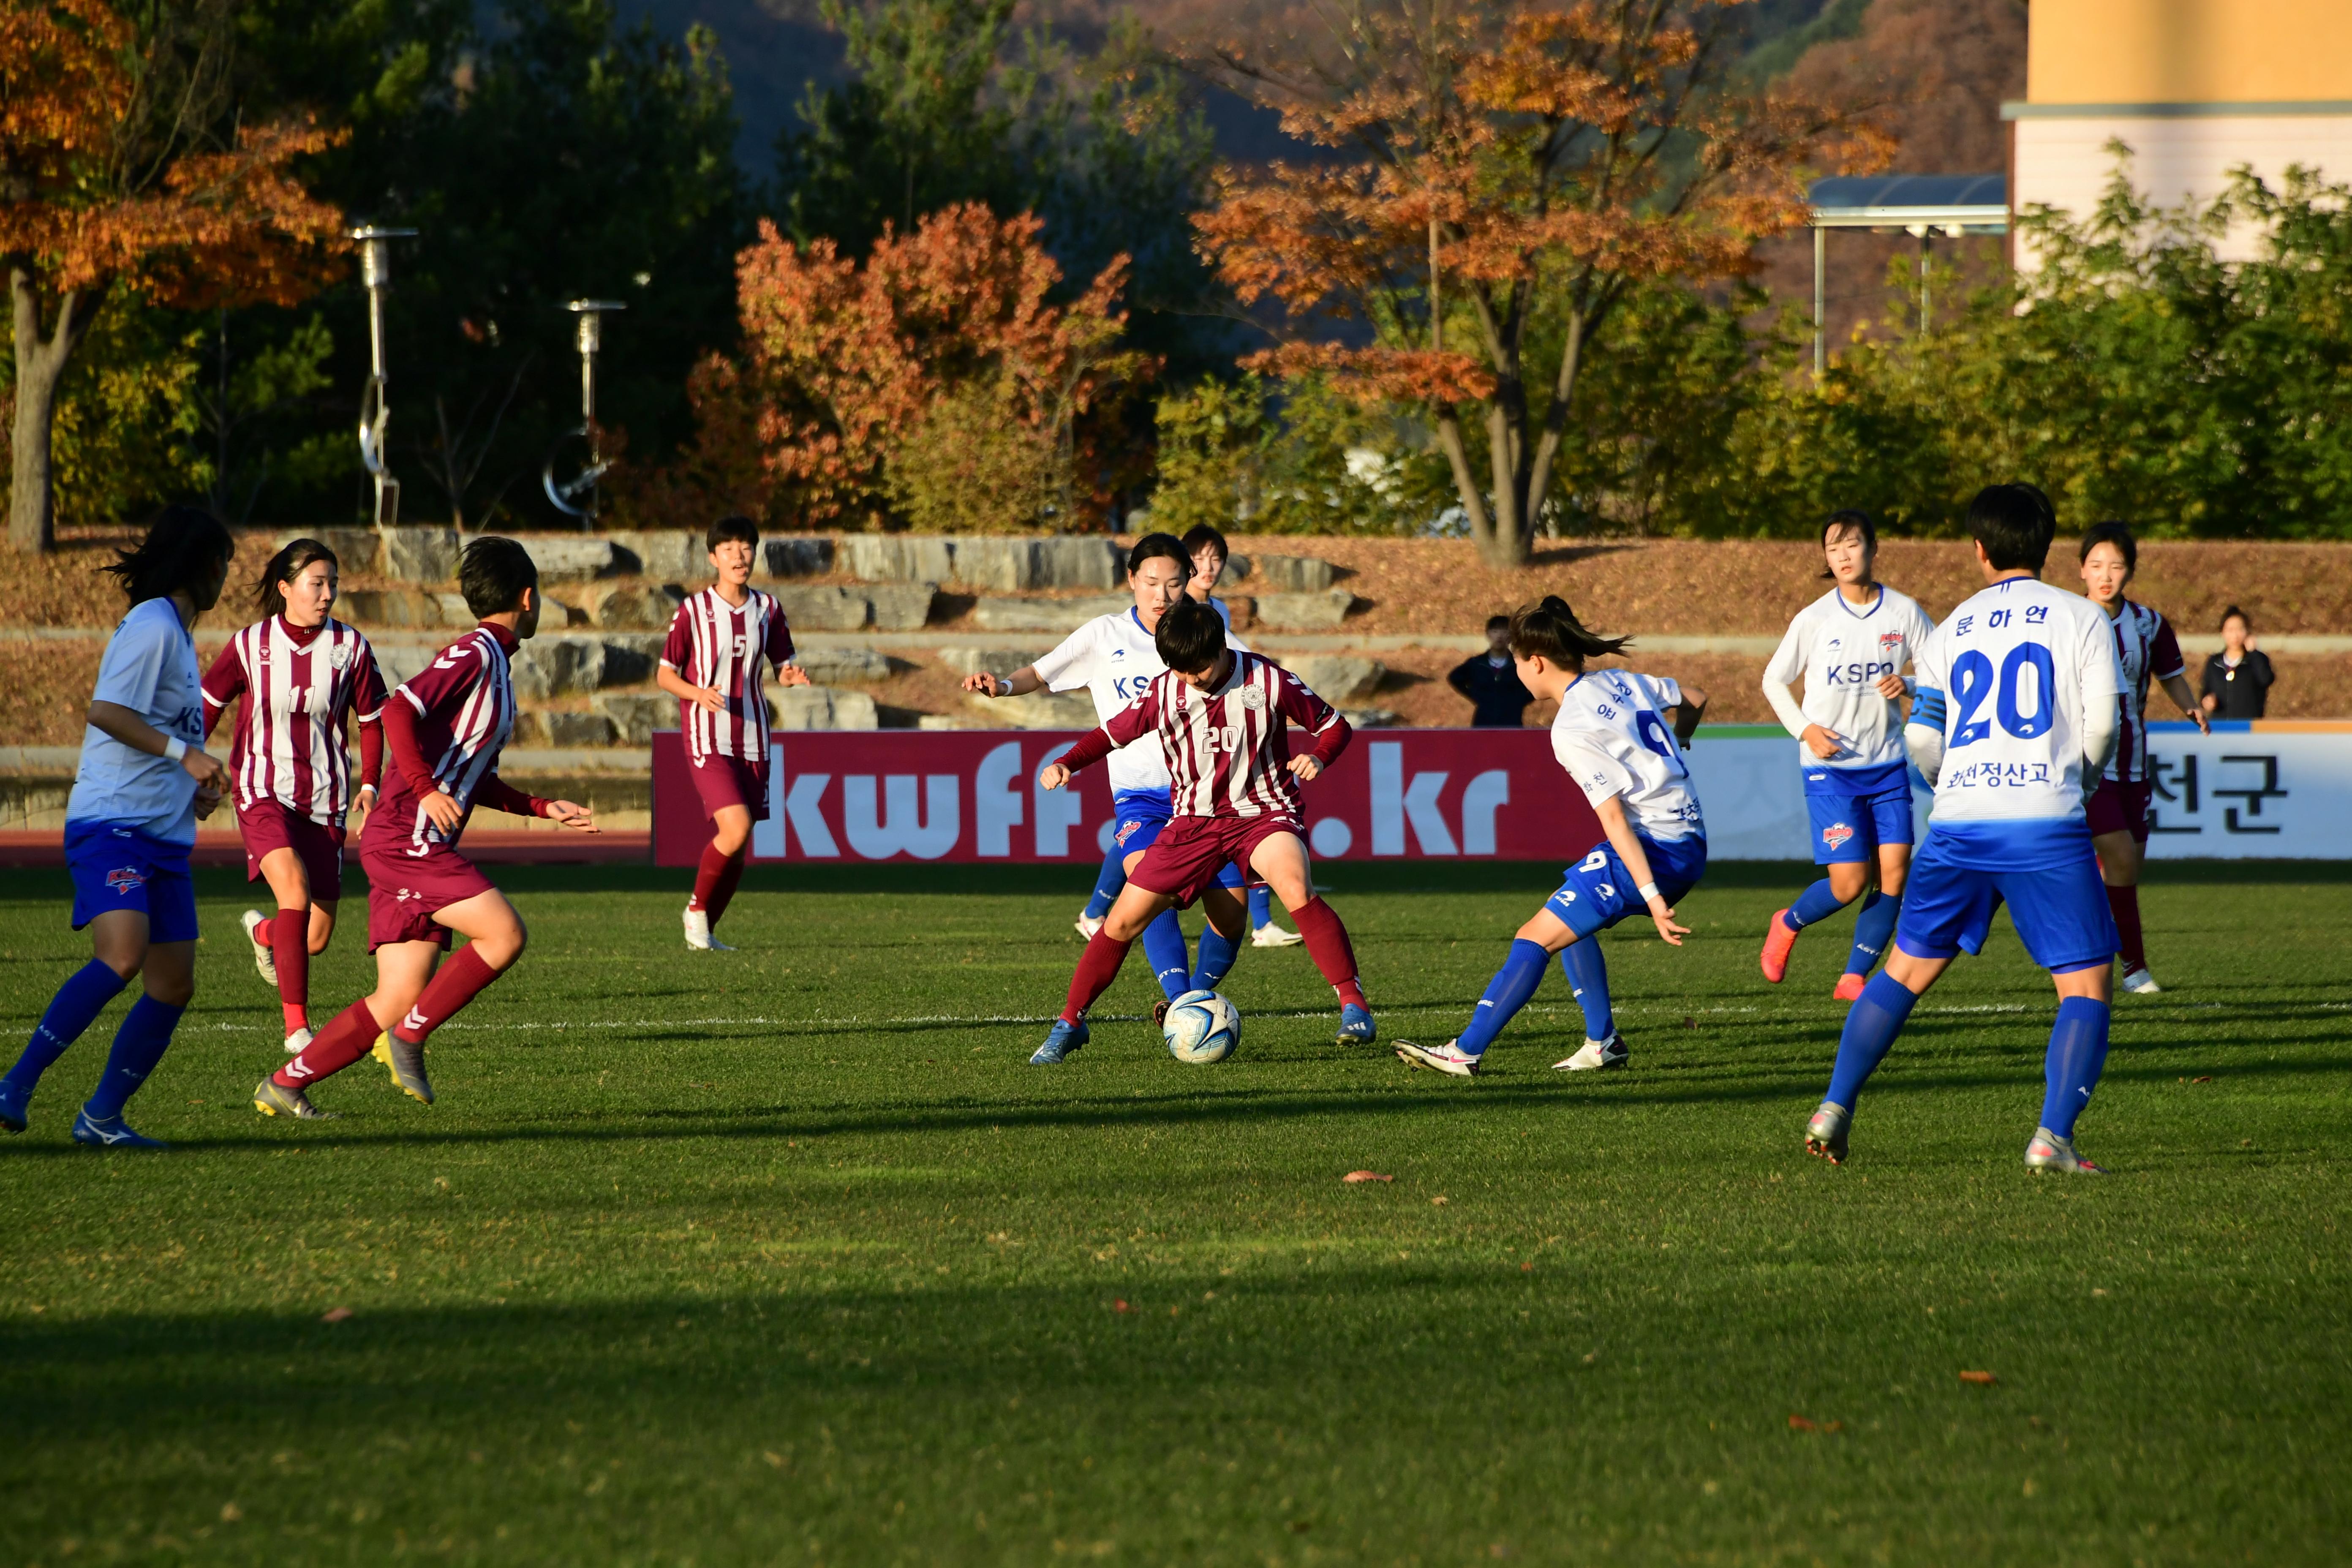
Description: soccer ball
xmin=1162 ymin=989 xmax=1241 ymax=1064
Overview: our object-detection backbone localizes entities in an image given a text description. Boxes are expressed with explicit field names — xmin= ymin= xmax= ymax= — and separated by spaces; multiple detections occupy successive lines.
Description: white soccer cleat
xmin=1553 ymin=1034 xmax=1629 ymax=1072
xmin=1250 ymin=923 xmax=1304 ymax=948
xmin=1393 ymin=1038 xmax=1481 ymax=1077
xmin=283 ymin=1026 xmax=314 ymax=1057
xmin=2119 ymin=966 xmax=2162 ymax=995
xmin=240 ymin=909 xmax=278 ymax=986
xmin=1074 ymin=912 xmax=1105 ymax=940
xmin=2024 ymin=1127 xmax=2105 ymax=1175
xmin=682 ymin=907 xmax=735 ymax=952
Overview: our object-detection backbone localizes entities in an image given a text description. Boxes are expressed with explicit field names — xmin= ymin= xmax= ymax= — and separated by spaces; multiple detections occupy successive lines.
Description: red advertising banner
xmin=652 ymin=729 xmax=1601 ymax=867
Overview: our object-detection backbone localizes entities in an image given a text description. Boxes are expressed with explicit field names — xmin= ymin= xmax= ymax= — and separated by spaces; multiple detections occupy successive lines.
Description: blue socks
xmin=1142 ymin=908 xmax=1192 ymax=1002
xmin=1824 ymin=970 xmax=1921 ymax=1110
xmin=1456 ymin=938 xmax=1551 ymax=1056
xmin=1785 ymin=877 xmax=1854 ymax=930
xmin=1191 ymin=921 xmax=1241 ymax=992
xmin=83 ymin=994 xmax=182 ymax=1121
xmin=1559 ymin=939 xmax=1613 ymax=1041
xmin=1083 ymin=844 xmax=1126 ymax=922
xmin=2040 ymin=996 xmax=2112 ymax=1140
xmin=1847 ymin=890 xmax=1901 ymax=977
xmin=1249 ymin=885 xmax=1274 ymax=930
xmin=4 ymin=959 xmax=129 ymax=1094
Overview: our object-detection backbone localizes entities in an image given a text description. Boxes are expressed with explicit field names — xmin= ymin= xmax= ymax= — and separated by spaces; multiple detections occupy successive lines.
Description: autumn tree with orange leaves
xmin=1 ymin=0 xmax=345 ymax=550
xmin=656 ymin=202 xmax=1151 ymax=531
xmin=1194 ymin=0 xmax=1887 ymax=566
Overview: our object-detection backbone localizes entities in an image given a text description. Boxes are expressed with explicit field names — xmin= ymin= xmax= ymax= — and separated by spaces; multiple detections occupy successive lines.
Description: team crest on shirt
xmin=105 ymin=866 xmax=146 ymax=894
xmin=329 ymin=642 xmax=352 ymax=669
xmin=1821 ymin=822 xmax=1855 ymax=851
xmin=1878 ymin=632 xmax=1903 ymax=655
xmin=1241 ymin=686 xmax=1266 ymax=710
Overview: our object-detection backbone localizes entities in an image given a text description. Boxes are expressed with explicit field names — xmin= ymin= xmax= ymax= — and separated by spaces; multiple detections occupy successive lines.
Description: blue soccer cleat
xmin=70 ymin=1108 xmax=166 ymax=1150
xmin=1030 ymin=1018 xmax=1088 ymax=1065
xmin=0 ymin=1079 xmax=28 ymax=1134
xmin=1336 ymin=1004 xmax=1377 ymax=1045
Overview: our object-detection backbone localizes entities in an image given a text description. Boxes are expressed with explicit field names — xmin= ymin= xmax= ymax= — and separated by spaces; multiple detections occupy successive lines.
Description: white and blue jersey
xmin=1541 ymin=668 xmax=1707 ymax=937
xmin=1763 ymin=585 xmax=1936 ymax=864
xmin=1899 ymin=577 xmax=2126 ymax=972
xmin=1032 ymin=606 xmax=1251 ymax=847
xmin=63 ymin=597 xmax=207 ymax=941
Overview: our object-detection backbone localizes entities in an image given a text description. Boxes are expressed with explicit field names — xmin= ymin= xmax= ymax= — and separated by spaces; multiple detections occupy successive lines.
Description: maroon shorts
xmin=238 ymin=798 xmax=347 ymax=901
xmin=359 ymin=836 xmax=496 ymax=953
xmin=1128 ymin=813 xmax=1304 ymax=907
xmin=689 ymin=752 xmax=771 ymax=824
xmin=2085 ymin=778 xmax=2155 ymax=844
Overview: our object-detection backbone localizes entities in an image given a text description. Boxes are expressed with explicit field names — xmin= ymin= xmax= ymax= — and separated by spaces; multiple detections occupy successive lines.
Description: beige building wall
xmin=2009 ymin=0 xmax=2352 ymax=264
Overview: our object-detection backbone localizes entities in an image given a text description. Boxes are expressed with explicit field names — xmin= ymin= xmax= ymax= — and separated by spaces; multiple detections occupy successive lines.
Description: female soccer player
xmin=253 ymin=538 xmax=598 ymax=1120
xmin=2078 ymin=520 xmax=2208 ymax=993
xmin=657 ymin=514 xmax=808 ymax=950
xmin=1394 ymin=598 xmax=1707 ymax=1077
xmin=1026 ymin=597 xmax=1368 ymax=1064
xmin=205 ymin=539 xmax=388 ymax=1056
xmin=1758 ymin=510 xmax=1938 ymax=999
xmin=964 ymin=534 xmax=1265 ymax=1005
xmin=0 ymin=507 xmax=234 ymax=1147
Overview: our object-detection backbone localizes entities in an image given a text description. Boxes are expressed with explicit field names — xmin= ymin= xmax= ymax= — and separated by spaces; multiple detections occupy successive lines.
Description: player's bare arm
xmin=656 ymin=662 xmax=727 ymax=715
xmin=963 ymin=665 xmax=1042 ymax=699
xmin=2161 ymin=671 xmax=2210 ymax=733
xmin=1594 ymin=794 xmax=1690 ymax=946
xmin=87 ymin=700 xmax=224 ymax=792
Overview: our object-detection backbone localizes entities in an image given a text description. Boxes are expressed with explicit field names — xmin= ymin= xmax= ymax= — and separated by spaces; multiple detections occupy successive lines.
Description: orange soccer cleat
xmin=1833 ymin=972 xmax=1868 ymax=1003
xmin=1760 ymin=910 xmax=1801 ymax=983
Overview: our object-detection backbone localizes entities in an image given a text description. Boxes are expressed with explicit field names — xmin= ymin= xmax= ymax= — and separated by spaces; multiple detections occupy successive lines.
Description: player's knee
xmin=145 ymin=974 xmax=195 ymax=1007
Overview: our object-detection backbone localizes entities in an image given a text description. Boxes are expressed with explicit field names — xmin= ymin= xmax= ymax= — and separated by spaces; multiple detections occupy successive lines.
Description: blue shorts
xmin=1896 ymin=822 xmax=2116 ymax=974
xmin=65 ymin=819 xmax=199 ymax=944
xmin=1543 ymin=832 xmax=1707 ymax=939
xmin=1804 ymin=759 xmax=1914 ymax=865
xmin=1110 ymin=789 xmax=1242 ymax=889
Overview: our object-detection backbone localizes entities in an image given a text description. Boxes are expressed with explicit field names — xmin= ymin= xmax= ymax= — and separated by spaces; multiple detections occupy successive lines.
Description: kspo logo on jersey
xmin=1878 ymin=631 xmax=1904 ymax=656
xmin=1821 ymin=658 xmax=1899 ymax=686
xmin=1821 ymin=821 xmax=1855 ymax=852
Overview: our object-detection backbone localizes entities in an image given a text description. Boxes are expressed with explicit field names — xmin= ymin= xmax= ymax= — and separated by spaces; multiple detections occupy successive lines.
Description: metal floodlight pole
xmin=543 ymin=299 xmax=626 ymax=526
xmin=1812 ymin=223 xmax=1827 ymax=380
xmin=349 ymin=226 xmax=417 ymax=529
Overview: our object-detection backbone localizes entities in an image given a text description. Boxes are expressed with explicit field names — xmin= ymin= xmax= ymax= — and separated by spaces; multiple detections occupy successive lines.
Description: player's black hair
xmin=255 ymin=537 xmax=339 ymax=620
xmin=2079 ymin=519 xmax=2137 ymax=574
xmin=706 ymin=514 xmax=759 ymax=553
xmin=1179 ymin=523 xmax=1229 ymax=564
xmin=1127 ymin=531 xmax=1191 ymax=579
xmin=1508 ymin=595 xmax=1628 ymax=670
xmin=1485 ymin=614 xmax=1510 ymax=632
xmin=2219 ymin=604 xmax=2251 ymax=631
xmin=1155 ymin=595 xmax=1228 ymax=674
xmin=459 ymin=536 xmax=540 ymax=618
xmin=103 ymin=504 xmax=235 ymax=608
xmin=1965 ymin=485 xmax=2055 ymax=574
xmin=1818 ymin=508 xmax=1877 ymax=579
xmin=2012 ymin=480 xmax=2058 ymax=529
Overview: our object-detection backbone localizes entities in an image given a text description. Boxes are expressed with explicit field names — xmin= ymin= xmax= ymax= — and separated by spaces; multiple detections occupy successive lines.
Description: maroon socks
xmin=392 ymin=945 xmax=502 ymax=1046
xmin=1062 ymin=932 xmax=1136 ymax=1024
xmin=689 ymin=842 xmax=748 ymax=926
xmin=1292 ymin=897 xmax=1367 ymax=1009
xmin=275 ymin=997 xmax=380 ymax=1089
xmin=2106 ymin=883 xmax=2147 ymax=973
xmin=270 ymin=909 xmax=311 ymax=1032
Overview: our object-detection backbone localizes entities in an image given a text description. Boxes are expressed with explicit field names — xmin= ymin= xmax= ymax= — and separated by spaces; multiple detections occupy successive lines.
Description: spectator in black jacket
xmin=1448 ymin=616 xmax=1535 ymax=727
xmin=2202 ymin=605 xmax=2274 ymax=719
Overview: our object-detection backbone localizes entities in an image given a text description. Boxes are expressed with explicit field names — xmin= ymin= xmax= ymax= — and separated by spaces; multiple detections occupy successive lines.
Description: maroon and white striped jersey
xmin=1065 ymin=651 xmax=1351 ymax=819
xmin=201 ymin=616 xmax=387 ymax=825
xmin=2103 ymin=598 xmax=2186 ymax=784
xmin=373 ymin=623 xmax=519 ymax=855
xmin=661 ymin=588 xmax=797 ymax=763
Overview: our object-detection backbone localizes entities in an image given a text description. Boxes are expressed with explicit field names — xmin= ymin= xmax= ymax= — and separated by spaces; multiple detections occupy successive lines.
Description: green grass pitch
xmin=1 ymin=860 xmax=2347 ymax=1565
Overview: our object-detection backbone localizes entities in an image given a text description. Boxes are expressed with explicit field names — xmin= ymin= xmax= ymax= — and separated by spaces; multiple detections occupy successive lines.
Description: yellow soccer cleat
xmin=371 ymin=1032 xmax=435 ymax=1105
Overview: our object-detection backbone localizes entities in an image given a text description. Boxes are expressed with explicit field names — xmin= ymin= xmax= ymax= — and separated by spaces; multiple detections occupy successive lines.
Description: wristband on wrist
xmin=1638 ymin=880 xmax=1661 ymax=903
xmin=164 ymin=736 xmax=189 ymax=763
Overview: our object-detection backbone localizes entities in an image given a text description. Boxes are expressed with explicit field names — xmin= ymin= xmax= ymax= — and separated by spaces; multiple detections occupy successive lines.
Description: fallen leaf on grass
xmin=1111 ymin=1299 xmax=1131 ymax=1314
xmin=321 ymin=1307 xmax=353 ymax=1323
xmin=1430 ymin=1195 xmax=1449 ymax=1207
xmin=1960 ymin=1370 xmax=1997 ymax=1385
xmin=2193 ymin=1075 xmax=2212 ymax=1083
xmin=1787 ymin=1415 xmax=1845 ymax=1433
xmin=1521 ymin=1261 xmax=1534 ymax=1273
xmin=1342 ymin=1171 xmax=1394 ymax=1184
